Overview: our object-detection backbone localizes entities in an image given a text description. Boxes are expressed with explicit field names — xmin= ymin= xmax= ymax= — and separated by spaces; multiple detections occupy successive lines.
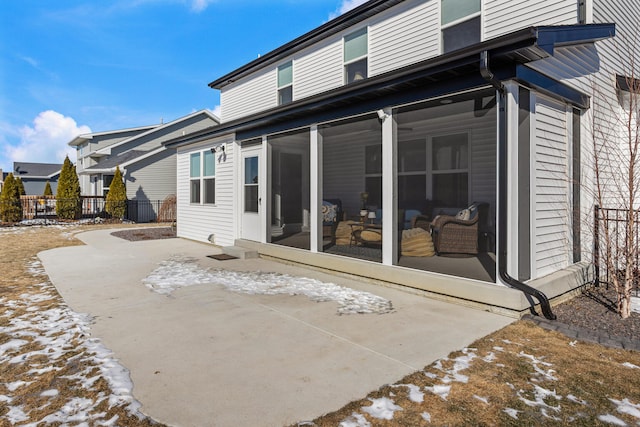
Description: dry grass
xmin=0 ymin=223 xmax=166 ymax=426
xmin=306 ymin=321 xmax=640 ymax=426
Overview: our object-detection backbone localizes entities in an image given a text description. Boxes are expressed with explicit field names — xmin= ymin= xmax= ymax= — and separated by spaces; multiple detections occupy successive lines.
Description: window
xmin=398 ymin=140 xmax=427 ymax=205
xmin=364 ymin=144 xmax=382 ymax=208
xmin=190 ymin=153 xmax=201 ymax=203
xmin=102 ymin=174 xmax=114 ymax=197
xmin=344 ymin=27 xmax=368 ymax=84
xmin=277 ymin=61 xmax=293 ymax=105
xmin=244 ymin=156 xmax=259 ymax=213
xmin=441 ymin=0 xmax=481 ymax=53
xmin=431 ymin=133 xmax=469 ymax=206
xmin=203 ymin=150 xmax=215 ymax=204
xmin=190 ymin=150 xmax=216 ymax=204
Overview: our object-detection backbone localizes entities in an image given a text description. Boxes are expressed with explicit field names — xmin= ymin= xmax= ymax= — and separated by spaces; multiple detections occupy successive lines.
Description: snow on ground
xmin=337 ymin=341 xmax=640 ymax=426
xmin=143 ymin=255 xmax=393 ymax=315
xmin=0 ymin=258 xmax=145 ymax=426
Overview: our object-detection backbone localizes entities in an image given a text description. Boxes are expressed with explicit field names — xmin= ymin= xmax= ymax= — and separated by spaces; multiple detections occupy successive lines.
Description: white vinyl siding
xmin=369 ymin=0 xmax=439 ymax=75
xmin=533 ymin=96 xmax=570 ymax=278
xmin=221 ymin=68 xmax=277 ymax=122
xmin=485 ymin=0 xmax=578 ymax=38
xmin=295 ymin=40 xmax=344 ymax=100
xmin=176 ymin=139 xmax=235 ymax=246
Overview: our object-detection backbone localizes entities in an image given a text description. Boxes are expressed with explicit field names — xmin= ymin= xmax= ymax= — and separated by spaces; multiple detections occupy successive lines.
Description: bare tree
xmin=589 ymin=34 xmax=640 ymax=319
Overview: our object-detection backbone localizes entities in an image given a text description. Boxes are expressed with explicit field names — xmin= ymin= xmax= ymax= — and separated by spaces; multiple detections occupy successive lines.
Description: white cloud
xmin=210 ymin=105 xmax=221 ymax=120
xmin=4 ymin=111 xmax=91 ymax=167
xmin=189 ymin=0 xmax=213 ymax=12
xmin=329 ymin=0 xmax=368 ymax=20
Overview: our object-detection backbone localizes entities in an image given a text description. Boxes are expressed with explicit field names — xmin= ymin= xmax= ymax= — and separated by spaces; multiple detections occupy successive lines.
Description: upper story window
xmin=277 ymin=61 xmax=293 ymax=105
xmin=344 ymin=27 xmax=368 ymax=84
xmin=190 ymin=150 xmax=216 ymax=204
xmin=441 ymin=0 xmax=481 ymax=53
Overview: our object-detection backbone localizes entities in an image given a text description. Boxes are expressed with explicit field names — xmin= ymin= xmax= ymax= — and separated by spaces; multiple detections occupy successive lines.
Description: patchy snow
xmin=339 ymin=412 xmax=371 ymax=427
xmin=631 ymin=296 xmax=640 ymax=314
xmin=610 ymin=398 xmax=640 ymax=420
xmin=598 ymin=414 xmax=628 ymax=426
xmin=360 ymin=397 xmax=403 ymax=420
xmin=0 ymin=259 xmax=145 ymax=426
xmin=504 ymin=407 xmax=520 ymax=419
xmin=622 ymin=362 xmax=640 ymax=370
xmin=392 ymin=384 xmax=424 ymax=403
xmin=143 ymin=255 xmax=393 ymax=315
xmin=474 ymin=394 xmax=490 ymax=404
xmin=421 ymin=411 xmax=431 ymax=422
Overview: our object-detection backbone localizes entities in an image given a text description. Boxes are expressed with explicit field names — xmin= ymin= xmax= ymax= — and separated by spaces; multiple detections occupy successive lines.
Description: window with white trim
xmin=441 ymin=0 xmax=481 ymax=53
xmin=430 ymin=133 xmax=469 ymax=206
xmin=364 ymin=144 xmax=382 ymax=208
xmin=190 ymin=150 xmax=216 ymax=204
xmin=102 ymin=174 xmax=114 ymax=197
xmin=277 ymin=61 xmax=293 ymax=105
xmin=344 ymin=27 xmax=368 ymax=84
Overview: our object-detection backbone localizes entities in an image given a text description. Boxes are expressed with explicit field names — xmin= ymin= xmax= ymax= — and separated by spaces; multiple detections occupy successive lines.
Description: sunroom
xmin=267 ymin=88 xmax=497 ymax=283
xmin=170 ymin=24 xmax=615 ymax=318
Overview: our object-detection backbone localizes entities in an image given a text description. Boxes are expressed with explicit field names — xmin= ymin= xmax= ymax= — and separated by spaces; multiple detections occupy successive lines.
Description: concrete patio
xmin=39 ymin=228 xmax=513 ymax=427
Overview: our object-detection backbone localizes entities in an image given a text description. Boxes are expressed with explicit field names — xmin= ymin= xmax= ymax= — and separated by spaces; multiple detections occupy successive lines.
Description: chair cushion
xmin=401 ymin=228 xmax=435 ymax=257
xmin=335 ymin=221 xmax=358 ymax=245
xmin=360 ymin=229 xmax=382 ymax=242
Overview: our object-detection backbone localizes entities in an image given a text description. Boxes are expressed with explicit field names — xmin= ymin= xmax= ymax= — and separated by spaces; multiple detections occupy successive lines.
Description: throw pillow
xmin=322 ymin=201 xmax=337 ymax=223
xmin=455 ymin=208 xmax=471 ymax=221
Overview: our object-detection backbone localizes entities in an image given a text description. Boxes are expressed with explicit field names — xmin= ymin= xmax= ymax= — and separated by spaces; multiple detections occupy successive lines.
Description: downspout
xmin=480 ymin=51 xmax=557 ymax=320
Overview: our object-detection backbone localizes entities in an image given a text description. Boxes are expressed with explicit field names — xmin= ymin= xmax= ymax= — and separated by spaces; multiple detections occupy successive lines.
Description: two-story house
xmin=165 ymin=0 xmax=637 ymax=318
xmin=69 ymin=110 xmax=219 ymax=221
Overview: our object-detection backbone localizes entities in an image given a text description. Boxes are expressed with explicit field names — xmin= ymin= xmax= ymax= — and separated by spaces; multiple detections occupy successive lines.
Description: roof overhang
xmin=209 ymin=0 xmax=404 ymax=89
xmin=168 ymin=24 xmax=614 ymax=148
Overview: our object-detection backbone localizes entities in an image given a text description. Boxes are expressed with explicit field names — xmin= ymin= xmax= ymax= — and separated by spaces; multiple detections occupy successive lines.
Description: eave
xmin=168 ymin=24 xmax=615 ymax=149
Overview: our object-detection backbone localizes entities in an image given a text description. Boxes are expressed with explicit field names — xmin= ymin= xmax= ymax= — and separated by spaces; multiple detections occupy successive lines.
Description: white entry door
xmin=241 ymin=148 xmax=262 ymax=241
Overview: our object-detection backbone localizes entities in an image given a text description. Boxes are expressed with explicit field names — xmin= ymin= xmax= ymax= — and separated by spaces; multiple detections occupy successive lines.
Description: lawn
xmin=1 ymin=223 xmax=639 ymax=426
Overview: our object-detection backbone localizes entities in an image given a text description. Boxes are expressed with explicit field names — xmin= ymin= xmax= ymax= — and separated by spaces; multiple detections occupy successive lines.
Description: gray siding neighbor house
xmin=68 ymin=110 xmax=219 ymax=221
xmin=13 ymin=162 xmax=62 ymax=195
xmin=164 ymin=0 xmax=637 ymax=319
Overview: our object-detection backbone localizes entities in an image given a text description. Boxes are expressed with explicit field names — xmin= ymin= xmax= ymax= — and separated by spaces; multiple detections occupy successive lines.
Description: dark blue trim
xmin=515 ymin=65 xmax=590 ymax=109
xmin=535 ymin=24 xmax=616 ymax=55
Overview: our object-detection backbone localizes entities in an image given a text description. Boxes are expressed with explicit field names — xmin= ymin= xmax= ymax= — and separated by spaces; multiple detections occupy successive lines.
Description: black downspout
xmin=480 ymin=51 xmax=557 ymax=320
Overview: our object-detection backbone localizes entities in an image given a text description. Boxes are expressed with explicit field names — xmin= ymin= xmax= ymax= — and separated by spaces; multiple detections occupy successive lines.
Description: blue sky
xmin=0 ymin=0 xmax=366 ymax=172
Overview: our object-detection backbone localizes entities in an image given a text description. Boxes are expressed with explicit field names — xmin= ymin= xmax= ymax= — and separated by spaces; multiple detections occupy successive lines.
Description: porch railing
xmin=2 ymin=196 xmax=176 ymax=224
xmin=593 ymin=205 xmax=640 ymax=297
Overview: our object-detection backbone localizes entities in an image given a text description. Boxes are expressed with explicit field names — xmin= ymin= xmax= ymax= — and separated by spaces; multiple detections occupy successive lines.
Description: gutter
xmin=481 ymin=50 xmax=556 ymax=320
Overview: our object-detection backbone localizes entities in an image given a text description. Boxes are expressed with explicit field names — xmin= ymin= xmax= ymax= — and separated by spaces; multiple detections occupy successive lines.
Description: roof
xmin=93 ymin=109 xmax=219 ymax=156
xmin=68 ymin=124 xmax=159 ymax=147
xmin=167 ymin=24 xmax=615 ymax=148
xmin=82 ymin=147 xmax=168 ymax=174
xmin=13 ymin=162 xmax=63 ymax=179
xmin=209 ymin=0 xmax=403 ymax=89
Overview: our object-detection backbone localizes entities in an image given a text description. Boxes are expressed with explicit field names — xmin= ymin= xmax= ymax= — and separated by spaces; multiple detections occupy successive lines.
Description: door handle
xmin=258 ymin=197 xmax=262 ymax=205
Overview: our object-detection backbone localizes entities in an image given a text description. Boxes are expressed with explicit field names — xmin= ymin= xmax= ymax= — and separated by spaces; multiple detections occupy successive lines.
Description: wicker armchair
xmin=430 ymin=203 xmax=489 ymax=255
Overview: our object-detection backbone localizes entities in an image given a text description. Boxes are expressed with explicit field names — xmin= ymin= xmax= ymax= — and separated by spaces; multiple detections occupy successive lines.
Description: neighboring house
xmin=165 ymin=0 xmax=636 ymax=318
xmin=69 ymin=110 xmax=219 ymax=221
xmin=0 ymin=169 xmax=5 ymax=193
xmin=13 ymin=162 xmax=63 ymax=195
